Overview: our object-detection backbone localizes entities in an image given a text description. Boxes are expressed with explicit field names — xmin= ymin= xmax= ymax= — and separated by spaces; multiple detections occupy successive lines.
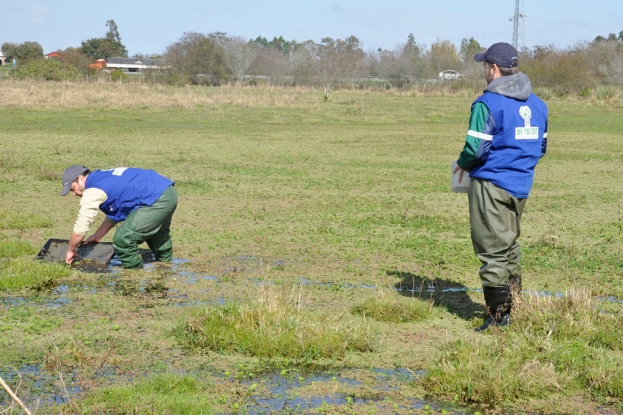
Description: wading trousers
xmin=468 ymin=178 xmax=527 ymax=288
xmin=113 ymin=186 xmax=178 ymax=269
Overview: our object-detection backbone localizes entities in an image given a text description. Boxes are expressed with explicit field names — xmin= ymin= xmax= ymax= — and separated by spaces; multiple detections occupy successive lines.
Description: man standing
xmin=60 ymin=166 xmax=178 ymax=269
xmin=454 ymin=43 xmax=548 ymax=331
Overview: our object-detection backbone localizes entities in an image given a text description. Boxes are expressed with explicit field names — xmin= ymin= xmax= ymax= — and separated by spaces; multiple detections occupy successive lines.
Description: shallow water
xmin=0 ymin=364 xmax=81 ymax=409
xmin=2 ymin=257 xmax=622 ymax=414
xmin=241 ymin=368 xmax=471 ymax=414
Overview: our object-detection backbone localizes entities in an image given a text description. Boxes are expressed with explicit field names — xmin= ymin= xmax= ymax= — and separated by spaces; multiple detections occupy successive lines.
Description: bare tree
xmin=372 ymin=35 xmax=426 ymax=88
xmin=302 ymin=36 xmax=367 ymax=98
xmin=218 ymin=36 xmax=260 ymax=85
xmin=250 ymin=46 xmax=292 ymax=85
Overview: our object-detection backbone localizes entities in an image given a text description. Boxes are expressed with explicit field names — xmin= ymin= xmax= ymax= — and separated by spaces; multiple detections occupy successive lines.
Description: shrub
xmin=521 ymin=46 xmax=597 ymax=94
xmin=10 ymin=58 xmax=81 ymax=82
xmin=109 ymin=69 xmax=128 ymax=82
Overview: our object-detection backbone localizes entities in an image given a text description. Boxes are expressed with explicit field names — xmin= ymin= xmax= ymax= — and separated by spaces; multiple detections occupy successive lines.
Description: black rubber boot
xmin=476 ymin=285 xmax=512 ymax=332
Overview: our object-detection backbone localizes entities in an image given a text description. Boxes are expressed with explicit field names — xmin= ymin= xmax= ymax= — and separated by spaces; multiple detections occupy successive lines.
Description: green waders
xmin=112 ymin=186 xmax=178 ymax=269
xmin=468 ymin=178 xmax=526 ymax=330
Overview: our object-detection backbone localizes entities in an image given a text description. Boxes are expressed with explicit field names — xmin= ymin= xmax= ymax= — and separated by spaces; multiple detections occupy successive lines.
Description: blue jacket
xmin=458 ymin=73 xmax=548 ymax=198
xmin=85 ymin=168 xmax=173 ymax=222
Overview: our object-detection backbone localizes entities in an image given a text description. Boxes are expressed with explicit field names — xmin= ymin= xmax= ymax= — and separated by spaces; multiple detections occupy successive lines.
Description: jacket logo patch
xmin=516 ymin=106 xmax=539 ymax=139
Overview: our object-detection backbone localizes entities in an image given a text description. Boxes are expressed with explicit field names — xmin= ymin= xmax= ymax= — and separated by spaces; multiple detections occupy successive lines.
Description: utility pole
xmin=509 ymin=0 xmax=526 ymax=50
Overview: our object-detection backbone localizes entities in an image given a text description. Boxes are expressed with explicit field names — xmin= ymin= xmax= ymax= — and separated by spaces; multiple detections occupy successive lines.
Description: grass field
xmin=0 ymin=80 xmax=622 ymax=414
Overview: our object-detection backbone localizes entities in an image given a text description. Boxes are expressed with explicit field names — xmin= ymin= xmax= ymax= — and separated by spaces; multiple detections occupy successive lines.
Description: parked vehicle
xmin=89 ymin=59 xmax=107 ymax=70
xmin=438 ymin=70 xmax=463 ymax=80
xmin=88 ymin=58 xmax=168 ymax=72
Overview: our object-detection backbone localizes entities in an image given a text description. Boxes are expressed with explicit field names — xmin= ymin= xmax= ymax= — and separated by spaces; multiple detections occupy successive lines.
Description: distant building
xmin=45 ymin=51 xmax=66 ymax=61
xmin=0 ymin=50 xmax=6 ymax=66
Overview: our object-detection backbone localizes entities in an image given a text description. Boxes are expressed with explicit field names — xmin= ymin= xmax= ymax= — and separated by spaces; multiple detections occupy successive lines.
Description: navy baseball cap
xmin=474 ymin=42 xmax=518 ymax=68
xmin=60 ymin=165 xmax=89 ymax=196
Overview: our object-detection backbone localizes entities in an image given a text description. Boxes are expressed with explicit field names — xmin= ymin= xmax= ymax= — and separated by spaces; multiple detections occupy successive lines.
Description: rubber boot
xmin=476 ymin=285 xmax=512 ymax=332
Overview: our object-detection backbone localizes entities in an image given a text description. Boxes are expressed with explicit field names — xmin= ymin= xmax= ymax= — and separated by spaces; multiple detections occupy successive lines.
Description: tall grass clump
xmin=174 ymin=285 xmax=378 ymax=360
xmin=352 ymin=289 xmax=434 ymax=323
xmin=594 ymin=85 xmax=619 ymax=101
xmin=76 ymin=374 xmax=214 ymax=414
xmin=422 ymin=289 xmax=623 ymax=406
xmin=532 ymin=86 xmax=555 ymax=100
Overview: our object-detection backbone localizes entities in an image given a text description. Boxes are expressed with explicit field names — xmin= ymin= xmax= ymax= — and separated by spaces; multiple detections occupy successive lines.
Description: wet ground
xmin=2 ymin=254 xmax=622 ymax=414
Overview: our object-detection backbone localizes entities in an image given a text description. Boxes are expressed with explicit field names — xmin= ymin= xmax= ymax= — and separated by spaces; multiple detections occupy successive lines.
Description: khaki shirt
xmin=73 ymin=188 xmax=109 ymax=236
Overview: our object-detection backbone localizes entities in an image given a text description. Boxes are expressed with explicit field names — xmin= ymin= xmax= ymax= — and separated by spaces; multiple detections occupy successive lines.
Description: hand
xmin=65 ymin=250 xmax=79 ymax=264
xmin=453 ymin=164 xmax=469 ymax=183
xmin=84 ymin=234 xmax=101 ymax=244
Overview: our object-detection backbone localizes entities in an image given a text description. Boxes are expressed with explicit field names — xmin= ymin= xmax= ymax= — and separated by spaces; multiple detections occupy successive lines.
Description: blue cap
xmin=474 ymin=42 xmax=518 ymax=68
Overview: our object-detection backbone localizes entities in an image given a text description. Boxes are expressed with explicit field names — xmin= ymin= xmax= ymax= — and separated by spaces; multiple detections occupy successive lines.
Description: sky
xmin=1 ymin=0 xmax=622 ymax=56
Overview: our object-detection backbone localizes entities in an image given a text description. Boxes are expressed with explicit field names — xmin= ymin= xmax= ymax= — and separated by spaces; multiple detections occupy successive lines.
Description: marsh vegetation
xmin=0 ymin=81 xmax=622 ymax=414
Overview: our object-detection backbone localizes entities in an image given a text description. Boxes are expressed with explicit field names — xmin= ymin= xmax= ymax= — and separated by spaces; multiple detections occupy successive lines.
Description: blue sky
xmin=1 ymin=0 xmax=621 ymax=55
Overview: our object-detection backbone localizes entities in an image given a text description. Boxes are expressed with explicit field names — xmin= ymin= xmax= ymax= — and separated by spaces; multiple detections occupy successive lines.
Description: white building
xmin=0 ymin=50 xmax=6 ymax=66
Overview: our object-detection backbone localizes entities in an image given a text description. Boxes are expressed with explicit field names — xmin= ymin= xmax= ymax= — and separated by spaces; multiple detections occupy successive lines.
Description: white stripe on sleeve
xmin=467 ymin=130 xmax=493 ymax=141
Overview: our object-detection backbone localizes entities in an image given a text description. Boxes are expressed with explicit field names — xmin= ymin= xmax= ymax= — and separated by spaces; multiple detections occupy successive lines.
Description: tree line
xmin=3 ymin=20 xmax=623 ymax=94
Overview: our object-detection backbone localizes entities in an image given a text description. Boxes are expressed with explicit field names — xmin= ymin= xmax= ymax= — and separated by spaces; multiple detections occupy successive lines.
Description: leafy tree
xmin=619 ymin=30 xmax=623 ymax=41
xmin=403 ymin=33 xmax=420 ymax=58
xmin=164 ymin=32 xmax=229 ymax=85
xmin=253 ymin=36 xmax=297 ymax=55
xmin=1 ymin=41 xmax=43 ymax=62
xmin=428 ymin=39 xmax=461 ymax=74
xmin=460 ymin=37 xmax=482 ymax=61
xmin=80 ymin=19 xmax=128 ymax=59
xmin=607 ymin=33 xmax=617 ymax=41
xmin=1 ymin=43 xmax=17 ymax=60
xmin=594 ymin=35 xmax=606 ymax=42
xmin=58 ymin=47 xmax=94 ymax=73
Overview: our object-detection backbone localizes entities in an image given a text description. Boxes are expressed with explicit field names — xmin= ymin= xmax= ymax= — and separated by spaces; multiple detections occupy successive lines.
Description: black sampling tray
xmin=36 ymin=239 xmax=115 ymax=263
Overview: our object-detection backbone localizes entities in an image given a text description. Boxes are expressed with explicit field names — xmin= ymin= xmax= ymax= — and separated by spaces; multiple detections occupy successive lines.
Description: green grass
xmin=76 ymin=373 xmax=216 ymax=414
xmin=0 ymin=210 xmax=54 ymax=230
xmin=174 ymin=285 xmax=378 ymax=359
xmin=422 ymin=290 xmax=623 ymax=407
xmin=0 ymin=305 xmax=63 ymax=335
xmin=0 ymin=239 xmax=70 ymax=291
xmin=352 ymin=290 xmax=434 ymax=323
xmin=0 ymin=81 xmax=622 ymax=413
